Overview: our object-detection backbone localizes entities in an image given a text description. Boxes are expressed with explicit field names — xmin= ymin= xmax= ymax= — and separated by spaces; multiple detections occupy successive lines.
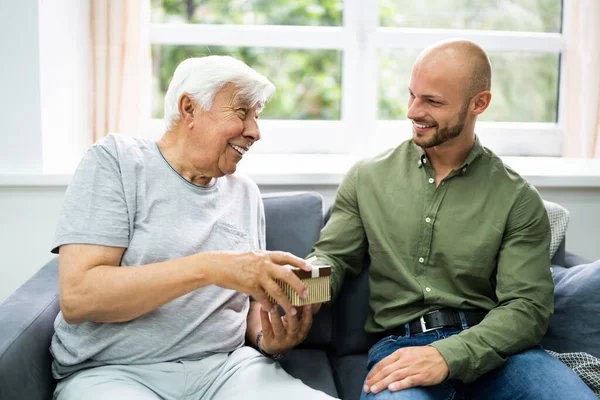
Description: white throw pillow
xmin=543 ymin=200 xmax=570 ymax=258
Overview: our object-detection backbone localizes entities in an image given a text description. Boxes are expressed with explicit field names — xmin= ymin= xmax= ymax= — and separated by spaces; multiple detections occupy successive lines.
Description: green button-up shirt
xmin=308 ymin=137 xmax=553 ymax=383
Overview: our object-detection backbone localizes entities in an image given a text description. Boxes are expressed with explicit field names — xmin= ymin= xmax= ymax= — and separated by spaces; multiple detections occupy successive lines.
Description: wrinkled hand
xmin=364 ymin=346 xmax=449 ymax=394
xmin=215 ymin=250 xmax=312 ymax=315
xmin=259 ymin=305 xmax=313 ymax=355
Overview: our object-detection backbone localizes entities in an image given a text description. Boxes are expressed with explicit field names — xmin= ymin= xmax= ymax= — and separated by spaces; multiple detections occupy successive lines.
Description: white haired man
xmin=51 ymin=56 xmax=336 ymax=399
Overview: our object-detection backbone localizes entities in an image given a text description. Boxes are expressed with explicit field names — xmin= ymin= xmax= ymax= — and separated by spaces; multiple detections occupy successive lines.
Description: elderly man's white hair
xmin=164 ymin=55 xmax=275 ymax=130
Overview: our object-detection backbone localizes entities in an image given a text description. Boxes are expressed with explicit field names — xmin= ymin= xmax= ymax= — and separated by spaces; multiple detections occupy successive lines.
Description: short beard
xmin=416 ymin=101 xmax=469 ymax=149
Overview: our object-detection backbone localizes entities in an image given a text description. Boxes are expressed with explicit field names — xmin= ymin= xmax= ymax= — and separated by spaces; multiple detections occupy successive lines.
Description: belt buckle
xmin=419 ymin=310 xmax=441 ymax=333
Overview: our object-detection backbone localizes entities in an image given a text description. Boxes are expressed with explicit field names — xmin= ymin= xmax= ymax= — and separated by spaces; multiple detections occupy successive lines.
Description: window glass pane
xmin=380 ymin=0 xmax=562 ymax=33
xmin=151 ymin=0 xmax=343 ymax=26
xmin=152 ymin=45 xmax=342 ymax=120
xmin=378 ymin=49 xmax=559 ymax=123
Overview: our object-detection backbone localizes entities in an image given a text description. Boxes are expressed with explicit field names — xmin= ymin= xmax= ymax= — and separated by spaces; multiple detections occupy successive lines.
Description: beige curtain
xmin=563 ymin=0 xmax=600 ymax=158
xmin=90 ymin=0 xmax=150 ymax=141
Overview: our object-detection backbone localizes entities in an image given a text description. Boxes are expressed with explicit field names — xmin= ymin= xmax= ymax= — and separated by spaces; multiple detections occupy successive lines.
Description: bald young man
xmin=308 ymin=40 xmax=596 ymax=399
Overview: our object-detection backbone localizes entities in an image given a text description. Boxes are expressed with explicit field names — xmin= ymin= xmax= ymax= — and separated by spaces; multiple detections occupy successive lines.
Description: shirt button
xmin=425 ymin=287 xmax=431 ymax=292
xmin=463 ymin=167 xmax=467 ymax=173
xmin=428 ymin=178 xmax=434 ymax=183
xmin=418 ymin=160 xmax=422 ymax=166
xmin=419 ymin=257 xmax=425 ymax=263
xmin=423 ymin=159 xmax=427 ymax=164
xmin=425 ymin=217 xmax=431 ymax=223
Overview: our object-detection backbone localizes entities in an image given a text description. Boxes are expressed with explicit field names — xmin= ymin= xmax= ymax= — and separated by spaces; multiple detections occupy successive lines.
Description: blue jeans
xmin=361 ymin=327 xmax=596 ymax=400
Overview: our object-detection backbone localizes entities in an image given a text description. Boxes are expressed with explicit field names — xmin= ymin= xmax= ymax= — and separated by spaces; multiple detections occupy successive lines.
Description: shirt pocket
xmin=200 ymin=222 xmax=253 ymax=253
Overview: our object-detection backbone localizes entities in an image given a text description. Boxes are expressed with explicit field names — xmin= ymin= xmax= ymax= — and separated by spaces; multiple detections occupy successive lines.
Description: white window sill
xmin=1 ymin=155 xmax=600 ymax=188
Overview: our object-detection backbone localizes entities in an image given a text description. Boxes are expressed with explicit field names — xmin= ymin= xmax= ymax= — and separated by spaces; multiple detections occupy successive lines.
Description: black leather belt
xmin=369 ymin=308 xmax=487 ymax=346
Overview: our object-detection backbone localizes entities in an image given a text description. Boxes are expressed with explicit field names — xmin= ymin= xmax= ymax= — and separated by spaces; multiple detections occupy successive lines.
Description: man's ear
xmin=178 ymin=94 xmax=195 ymax=128
xmin=472 ymin=91 xmax=491 ymax=116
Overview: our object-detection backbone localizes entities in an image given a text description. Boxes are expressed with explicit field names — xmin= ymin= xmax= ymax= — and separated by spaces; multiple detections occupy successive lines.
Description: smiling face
xmin=188 ymin=84 xmax=262 ymax=178
xmin=407 ymin=56 xmax=473 ymax=149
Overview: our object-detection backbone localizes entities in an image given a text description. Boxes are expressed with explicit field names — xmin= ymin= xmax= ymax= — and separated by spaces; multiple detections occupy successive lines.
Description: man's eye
xmin=428 ymin=100 xmax=440 ymax=105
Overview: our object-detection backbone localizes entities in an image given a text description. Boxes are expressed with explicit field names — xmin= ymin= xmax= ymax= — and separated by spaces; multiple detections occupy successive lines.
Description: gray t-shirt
xmin=50 ymin=134 xmax=265 ymax=379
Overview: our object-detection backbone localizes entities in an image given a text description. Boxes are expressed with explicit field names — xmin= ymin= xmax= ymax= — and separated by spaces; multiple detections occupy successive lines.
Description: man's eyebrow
xmin=408 ymin=88 xmax=443 ymax=100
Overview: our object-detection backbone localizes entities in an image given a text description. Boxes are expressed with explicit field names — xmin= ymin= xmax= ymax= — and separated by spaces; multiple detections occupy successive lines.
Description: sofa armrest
xmin=0 ymin=258 xmax=60 ymax=400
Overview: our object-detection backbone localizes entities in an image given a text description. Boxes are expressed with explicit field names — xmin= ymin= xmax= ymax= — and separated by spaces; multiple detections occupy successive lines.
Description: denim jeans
xmin=361 ymin=326 xmax=596 ymax=400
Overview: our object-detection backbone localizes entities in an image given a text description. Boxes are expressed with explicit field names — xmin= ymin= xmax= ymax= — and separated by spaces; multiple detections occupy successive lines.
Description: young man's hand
xmin=364 ymin=346 xmax=449 ymax=394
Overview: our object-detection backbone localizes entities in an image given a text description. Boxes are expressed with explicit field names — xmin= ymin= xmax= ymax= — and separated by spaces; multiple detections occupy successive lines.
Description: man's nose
xmin=244 ymin=118 xmax=261 ymax=143
xmin=407 ymin=99 xmax=424 ymax=120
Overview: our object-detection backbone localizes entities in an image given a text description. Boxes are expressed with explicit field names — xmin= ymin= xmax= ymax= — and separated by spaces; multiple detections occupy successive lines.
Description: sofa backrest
xmin=262 ymin=191 xmax=332 ymax=347
xmin=263 ymin=192 xmax=324 ymax=259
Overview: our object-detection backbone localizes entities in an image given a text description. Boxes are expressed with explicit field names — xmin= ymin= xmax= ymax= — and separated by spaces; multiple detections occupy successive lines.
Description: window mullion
xmin=557 ymin=0 xmax=572 ymax=137
xmin=342 ymin=0 xmax=379 ymax=154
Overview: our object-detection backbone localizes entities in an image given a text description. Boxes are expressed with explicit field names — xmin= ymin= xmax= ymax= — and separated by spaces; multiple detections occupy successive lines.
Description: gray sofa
xmin=0 ymin=191 xmax=594 ymax=400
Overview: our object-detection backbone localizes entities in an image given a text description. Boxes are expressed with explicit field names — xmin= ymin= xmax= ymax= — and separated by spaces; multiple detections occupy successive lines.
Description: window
xmin=147 ymin=0 xmax=565 ymax=156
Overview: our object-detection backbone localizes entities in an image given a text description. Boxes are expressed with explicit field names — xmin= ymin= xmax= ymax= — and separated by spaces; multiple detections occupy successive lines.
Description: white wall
xmin=1 ymin=184 xmax=599 ymax=303
xmin=39 ymin=0 xmax=92 ymax=173
xmin=0 ymin=186 xmax=65 ymax=303
xmin=539 ymin=187 xmax=600 ymax=259
xmin=0 ymin=1 xmax=43 ymax=173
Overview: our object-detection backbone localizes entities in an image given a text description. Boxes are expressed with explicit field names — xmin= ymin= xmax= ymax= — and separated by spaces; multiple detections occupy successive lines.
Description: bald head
xmin=414 ymin=39 xmax=492 ymax=100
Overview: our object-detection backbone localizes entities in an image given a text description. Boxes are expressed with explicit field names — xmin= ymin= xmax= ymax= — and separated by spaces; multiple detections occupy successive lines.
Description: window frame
xmin=145 ymin=0 xmax=567 ymax=156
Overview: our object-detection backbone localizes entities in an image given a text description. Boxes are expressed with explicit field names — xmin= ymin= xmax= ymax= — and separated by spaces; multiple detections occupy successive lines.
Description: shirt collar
xmin=414 ymin=135 xmax=484 ymax=175
xmin=459 ymin=135 xmax=484 ymax=175
xmin=414 ymin=143 xmax=427 ymax=168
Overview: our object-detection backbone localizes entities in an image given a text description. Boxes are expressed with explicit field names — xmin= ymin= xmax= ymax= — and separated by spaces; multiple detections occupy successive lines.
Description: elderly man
xmin=308 ymin=39 xmax=596 ymax=399
xmin=51 ymin=56 xmax=336 ymax=399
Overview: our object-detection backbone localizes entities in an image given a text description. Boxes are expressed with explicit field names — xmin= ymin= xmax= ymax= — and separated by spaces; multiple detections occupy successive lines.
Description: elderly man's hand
xmin=258 ymin=305 xmax=313 ymax=356
xmin=213 ymin=250 xmax=312 ymax=315
xmin=364 ymin=346 xmax=449 ymax=394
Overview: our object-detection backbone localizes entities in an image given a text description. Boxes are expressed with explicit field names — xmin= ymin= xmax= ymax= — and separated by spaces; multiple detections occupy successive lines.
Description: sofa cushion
xmin=543 ymin=200 xmax=570 ymax=261
xmin=542 ymin=261 xmax=600 ymax=358
xmin=263 ymin=191 xmax=324 ymax=258
xmin=279 ymin=349 xmax=338 ymax=398
xmin=551 ymin=237 xmax=566 ymax=267
xmin=331 ymin=354 xmax=368 ymax=400
xmin=546 ymin=349 xmax=600 ymax=397
xmin=330 ymin=260 xmax=371 ymax=356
